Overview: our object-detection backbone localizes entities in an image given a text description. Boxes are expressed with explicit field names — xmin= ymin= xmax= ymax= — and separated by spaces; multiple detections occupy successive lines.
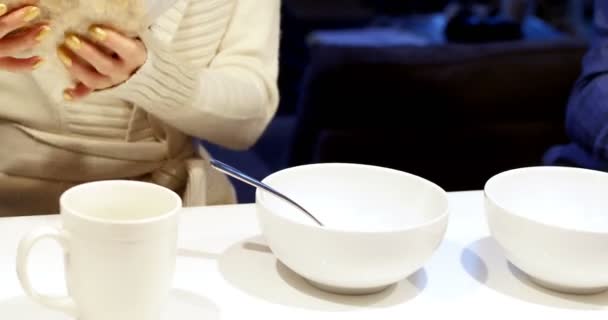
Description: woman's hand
xmin=58 ymin=26 xmax=147 ymax=100
xmin=0 ymin=4 xmax=48 ymax=72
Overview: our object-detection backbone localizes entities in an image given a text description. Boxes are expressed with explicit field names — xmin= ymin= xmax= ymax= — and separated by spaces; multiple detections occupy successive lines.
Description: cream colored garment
xmin=0 ymin=0 xmax=280 ymax=216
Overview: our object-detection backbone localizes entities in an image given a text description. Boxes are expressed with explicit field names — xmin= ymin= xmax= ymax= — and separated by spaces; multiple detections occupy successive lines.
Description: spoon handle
xmin=209 ymin=159 xmax=324 ymax=226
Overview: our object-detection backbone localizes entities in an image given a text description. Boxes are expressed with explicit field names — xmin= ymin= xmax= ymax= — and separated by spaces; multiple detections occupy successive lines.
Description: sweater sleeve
xmin=565 ymin=0 xmax=608 ymax=160
xmin=104 ymin=0 xmax=280 ymax=150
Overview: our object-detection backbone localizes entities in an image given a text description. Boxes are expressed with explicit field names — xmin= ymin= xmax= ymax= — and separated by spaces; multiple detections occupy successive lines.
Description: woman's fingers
xmin=0 ymin=23 xmax=48 ymax=56
xmin=0 ymin=55 xmax=41 ymax=72
xmin=64 ymin=34 xmax=122 ymax=76
xmin=63 ymin=82 xmax=92 ymax=101
xmin=88 ymin=26 xmax=146 ymax=69
xmin=0 ymin=4 xmax=43 ymax=72
xmin=57 ymin=47 xmax=113 ymax=89
xmin=0 ymin=6 xmax=40 ymax=38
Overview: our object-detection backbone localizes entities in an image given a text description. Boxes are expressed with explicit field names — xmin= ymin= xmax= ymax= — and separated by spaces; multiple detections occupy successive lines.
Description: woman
xmin=0 ymin=0 xmax=280 ymax=215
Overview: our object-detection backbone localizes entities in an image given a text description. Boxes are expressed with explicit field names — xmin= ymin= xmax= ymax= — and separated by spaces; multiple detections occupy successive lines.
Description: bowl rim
xmin=255 ymin=162 xmax=449 ymax=234
xmin=484 ymin=166 xmax=608 ymax=235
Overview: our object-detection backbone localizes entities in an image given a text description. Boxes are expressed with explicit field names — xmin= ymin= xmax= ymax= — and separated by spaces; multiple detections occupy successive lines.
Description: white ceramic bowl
xmin=255 ymin=163 xmax=449 ymax=295
xmin=485 ymin=166 xmax=608 ymax=294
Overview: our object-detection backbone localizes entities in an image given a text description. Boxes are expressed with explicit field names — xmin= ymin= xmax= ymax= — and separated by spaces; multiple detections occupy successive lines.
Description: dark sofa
xmin=287 ymin=16 xmax=587 ymax=191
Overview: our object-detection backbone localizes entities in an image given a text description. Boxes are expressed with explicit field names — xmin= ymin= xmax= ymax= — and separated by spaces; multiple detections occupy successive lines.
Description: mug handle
xmin=16 ymin=227 xmax=78 ymax=318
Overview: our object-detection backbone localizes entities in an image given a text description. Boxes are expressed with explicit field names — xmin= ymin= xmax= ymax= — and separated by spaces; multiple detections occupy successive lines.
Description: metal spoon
xmin=209 ymin=159 xmax=324 ymax=227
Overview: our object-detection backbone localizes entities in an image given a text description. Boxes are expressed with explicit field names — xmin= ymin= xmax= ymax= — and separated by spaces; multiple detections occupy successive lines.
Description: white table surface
xmin=1 ymin=191 xmax=607 ymax=319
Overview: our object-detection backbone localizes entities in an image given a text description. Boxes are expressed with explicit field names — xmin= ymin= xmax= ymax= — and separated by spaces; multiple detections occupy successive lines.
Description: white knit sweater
xmin=0 ymin=0 xmax=280 ymax=216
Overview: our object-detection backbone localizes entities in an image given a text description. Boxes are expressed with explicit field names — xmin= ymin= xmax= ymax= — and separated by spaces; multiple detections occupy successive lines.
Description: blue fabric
xmin=544 ymin=144 xmax=608 ymax=171
xmin=545 ymin=0 xmax=608 ymax=168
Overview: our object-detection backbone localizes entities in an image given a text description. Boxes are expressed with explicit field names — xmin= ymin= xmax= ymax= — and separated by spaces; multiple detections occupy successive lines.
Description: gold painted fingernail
xmin=89 ymin=26 xmax=106 ymax=41
xmin=57 ymin=48 xmax=72 ymax=66
xmin=0 ymin=4 xmax=8 ymax=17
xmin=23 ymin=6 xmax=40 ymax=22
xmin=65 ymin=35 xmax=81 ymax=51
xmin=32 ymin=58 xmax=44 ymax=69
xmin=35 ymin=26 xmax=51 ymax=42
xmin=63 ymin=91 xmax=73 ymax=101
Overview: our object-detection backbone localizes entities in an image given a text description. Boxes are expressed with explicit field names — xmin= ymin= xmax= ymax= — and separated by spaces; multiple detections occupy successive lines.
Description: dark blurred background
xmin=206 ymin=0 xmax=594 ymax=202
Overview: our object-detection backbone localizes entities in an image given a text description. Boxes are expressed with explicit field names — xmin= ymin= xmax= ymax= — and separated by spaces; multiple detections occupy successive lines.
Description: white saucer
xmin=1 ymin=289 xmax=219 ymax=320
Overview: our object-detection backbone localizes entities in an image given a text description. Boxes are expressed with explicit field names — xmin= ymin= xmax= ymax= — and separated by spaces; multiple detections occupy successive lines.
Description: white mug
xmin=16 ymin=180 xmax=182 ymax=320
